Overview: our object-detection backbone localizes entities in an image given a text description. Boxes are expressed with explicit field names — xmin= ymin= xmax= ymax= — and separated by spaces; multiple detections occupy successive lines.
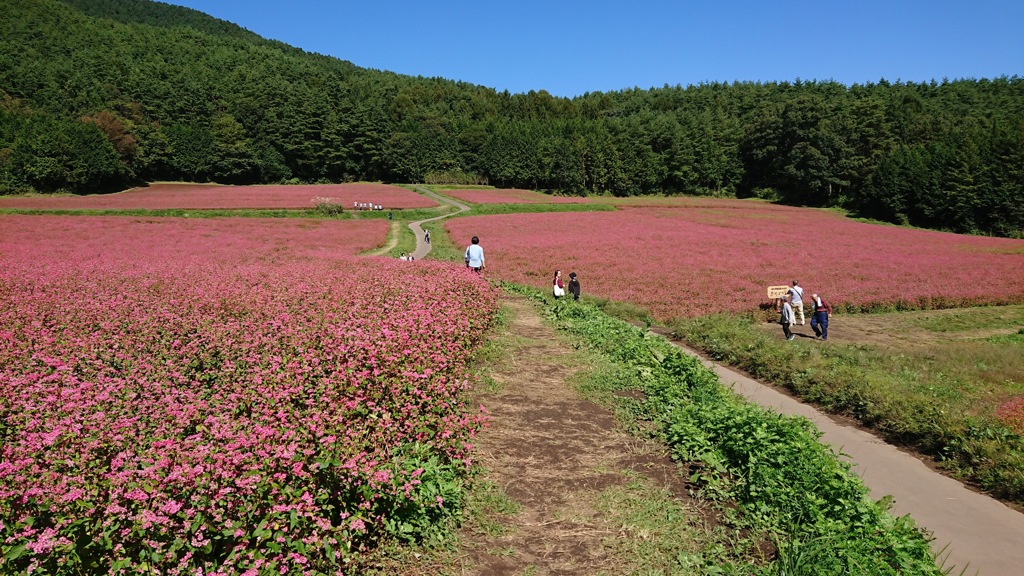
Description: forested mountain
xmin=2 ymin=0 xmax=1022 ymax=236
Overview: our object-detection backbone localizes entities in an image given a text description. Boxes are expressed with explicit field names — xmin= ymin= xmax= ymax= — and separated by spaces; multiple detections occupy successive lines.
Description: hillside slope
xmin=1 ymin=0 xmax=1021 ymax=236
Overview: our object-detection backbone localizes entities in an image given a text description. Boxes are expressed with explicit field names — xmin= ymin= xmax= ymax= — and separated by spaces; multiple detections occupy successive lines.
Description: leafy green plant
xmin=312 ymin=196 xmax=345 ymax=216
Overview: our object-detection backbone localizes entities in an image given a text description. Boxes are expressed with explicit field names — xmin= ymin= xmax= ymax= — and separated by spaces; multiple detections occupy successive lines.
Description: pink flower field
xmin=0 ymin=183 xmax=438 ymax=210
xmin=446 ymin=203 xmax=1024 ymax=320
xmin=0 ymin=216 xmax=499 ymax=574
xmin=1 ymin=214 xmax=390 ymax=264
xmin=437 ymin=187 xmax=590 ymax=205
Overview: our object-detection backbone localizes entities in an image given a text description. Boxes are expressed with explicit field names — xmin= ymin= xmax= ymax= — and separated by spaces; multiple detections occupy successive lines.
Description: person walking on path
xmin=788 ymin=280 xmax=805 ymax=325
xmin=552 ymin=270 xmax=565 ymax=298
xmin=424 ymin=229 xmax=431 ymax=244
xmin=780 ymin=293 xmax=795 ymax=340
xmin=810 ymin=293 xmax=832 ymax=340
xmin=465 ymin=236 xmax=485 ymax=273
xmin=568 ymin=272 xmax=581 ymax=301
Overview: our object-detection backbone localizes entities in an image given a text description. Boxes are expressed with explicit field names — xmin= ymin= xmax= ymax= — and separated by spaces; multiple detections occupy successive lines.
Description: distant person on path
xmin=553 ymin=270 xmax=565 ymax=298
xmin=424 ymin=229 xmax=431 ymax=244
xmin=465 ymin=236 xmax=485 ymax=273
xmin=388 ymin=210 xmax=393 ymax=221
xmin=810 ymin=293 xmax=833 ymax=340
xmin=788 ymin=280 xmax=805 ymax=325
xmin=780 ymin=293 xmax=795 ymax=341
xmin=568 ymin=272 xmax=580 ymax=301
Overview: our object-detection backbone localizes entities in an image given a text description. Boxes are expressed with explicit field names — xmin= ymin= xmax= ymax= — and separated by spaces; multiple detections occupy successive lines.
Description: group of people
xmin=552 ymin=270 xmax=581 ymax=301
xmin=354 ymin=202 xmax=384 ymax=211
xmin=462 ymin=237 xmax=582 ymax=302
xmin=780 ymin=280 xmax=833 ymax=341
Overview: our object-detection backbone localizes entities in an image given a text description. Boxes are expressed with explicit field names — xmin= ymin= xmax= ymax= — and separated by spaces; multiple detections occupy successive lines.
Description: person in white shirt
xmin=464 ymin=236 xmax=485 ymax=272
xmin=788 ymin=280 xmax=805 ymax=325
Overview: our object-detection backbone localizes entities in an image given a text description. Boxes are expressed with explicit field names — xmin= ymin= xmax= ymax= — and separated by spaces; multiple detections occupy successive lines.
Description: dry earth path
xmin=667 ymin=338 xmax=1024 ymax=576
xmin=365 ymin=221 xmax=402 ymax=256
xmin=455 ymin=296 xmax=712 ymax=575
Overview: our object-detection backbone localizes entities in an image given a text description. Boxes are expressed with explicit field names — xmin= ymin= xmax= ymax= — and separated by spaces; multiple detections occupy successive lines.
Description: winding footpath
xmin=396 ymin=185 xmax=1024 ymax=575
xmin=407 ymin=185 xmax=470 ymax=260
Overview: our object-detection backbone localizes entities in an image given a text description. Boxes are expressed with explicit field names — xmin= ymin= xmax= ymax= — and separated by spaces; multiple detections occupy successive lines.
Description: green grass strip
xmin=674 ymin=313 xmax=1024 ymax=505
xmin=464 ymin=202 xmax=616 ymax=216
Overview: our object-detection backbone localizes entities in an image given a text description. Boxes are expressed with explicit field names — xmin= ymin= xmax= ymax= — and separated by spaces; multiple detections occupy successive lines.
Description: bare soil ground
xmin=364 ymin=221 xmax=401 ymax=256
xmin=452 ymin=296 xmax=714 ymax=575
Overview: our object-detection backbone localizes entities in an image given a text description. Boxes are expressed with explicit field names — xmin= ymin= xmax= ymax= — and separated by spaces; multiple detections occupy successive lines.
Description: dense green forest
xmin=2 ymin=0 xmax=1022 ymax=236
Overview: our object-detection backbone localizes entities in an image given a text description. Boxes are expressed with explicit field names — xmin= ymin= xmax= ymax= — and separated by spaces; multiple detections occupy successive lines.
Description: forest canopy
xmin=1 ymin=0 xmax=1022 ymax=236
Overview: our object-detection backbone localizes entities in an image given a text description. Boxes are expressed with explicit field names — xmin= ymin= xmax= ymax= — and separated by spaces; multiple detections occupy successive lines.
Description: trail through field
xmin=667 ymin=337 xmax=1024 ymax=576
xmin=455 ymin=296 xmax=714 ymax=575
xmin=408 ymin=185 xmax=470 ymax=260
xmin=364 ymin=221 xmax=401 ymax=256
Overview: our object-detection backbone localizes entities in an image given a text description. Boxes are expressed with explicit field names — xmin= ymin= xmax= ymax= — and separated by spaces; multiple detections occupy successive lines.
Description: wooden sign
xmin=767 ymin=285 xmax=789 ymax=299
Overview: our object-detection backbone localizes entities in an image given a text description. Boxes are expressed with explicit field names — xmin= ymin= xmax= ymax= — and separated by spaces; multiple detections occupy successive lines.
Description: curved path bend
xmin=408 ymin=185 xmax=470 ymax=260
xmin=669 ymin=340 xmax=1024 ymax=576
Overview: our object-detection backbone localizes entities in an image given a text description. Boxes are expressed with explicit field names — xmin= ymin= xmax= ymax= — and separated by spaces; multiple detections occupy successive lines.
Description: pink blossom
xmin=160 ymin=500 xmax=183 ymax=515
xmin=0 ymin=213 xmax=499 ymax=574
xmin=446 ymin=203 xmax=1024 ymax=319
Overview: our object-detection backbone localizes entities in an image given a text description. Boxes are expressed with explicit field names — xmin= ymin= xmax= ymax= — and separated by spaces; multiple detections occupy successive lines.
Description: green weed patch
xmin=676 ymin=314 xmax=1024 ymax=505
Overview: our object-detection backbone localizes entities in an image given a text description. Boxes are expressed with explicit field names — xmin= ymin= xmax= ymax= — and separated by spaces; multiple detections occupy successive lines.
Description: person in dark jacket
xmin=568 ymin=272 xmax=581 ymax=301
xmin=810 ymin=293 xmax=833 ymax=340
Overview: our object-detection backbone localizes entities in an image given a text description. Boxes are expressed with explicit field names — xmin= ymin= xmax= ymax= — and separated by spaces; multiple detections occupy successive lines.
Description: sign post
xmin=767 ymin=285 xmax=789 ymax=299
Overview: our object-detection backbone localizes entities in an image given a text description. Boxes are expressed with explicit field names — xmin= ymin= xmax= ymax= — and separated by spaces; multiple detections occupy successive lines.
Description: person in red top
xmin=552 ymin=270 xmax=565 ymax=298
xmin=810 ymin=293 xmax=833 ymax=340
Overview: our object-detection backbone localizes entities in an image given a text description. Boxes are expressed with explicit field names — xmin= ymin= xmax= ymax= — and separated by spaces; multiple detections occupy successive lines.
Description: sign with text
xmin=767 ymin=285 xmax=790 ymax=299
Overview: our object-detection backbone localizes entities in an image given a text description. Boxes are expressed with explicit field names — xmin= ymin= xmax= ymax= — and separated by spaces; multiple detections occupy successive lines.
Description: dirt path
xmin=365 ymin=221 xmax=402 ymax=256
xmin=455 ymin=296 xmax=704 ymax=575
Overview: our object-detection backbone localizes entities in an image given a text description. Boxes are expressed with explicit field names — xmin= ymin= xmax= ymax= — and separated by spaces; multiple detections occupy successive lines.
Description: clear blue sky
xmin=166 ymin=0 xmax=1022 ymax=98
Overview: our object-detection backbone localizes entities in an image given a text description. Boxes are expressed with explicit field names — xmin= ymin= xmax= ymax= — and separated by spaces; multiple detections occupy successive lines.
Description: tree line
xmin=2 ymin=0 xmax=1022 ymax=236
